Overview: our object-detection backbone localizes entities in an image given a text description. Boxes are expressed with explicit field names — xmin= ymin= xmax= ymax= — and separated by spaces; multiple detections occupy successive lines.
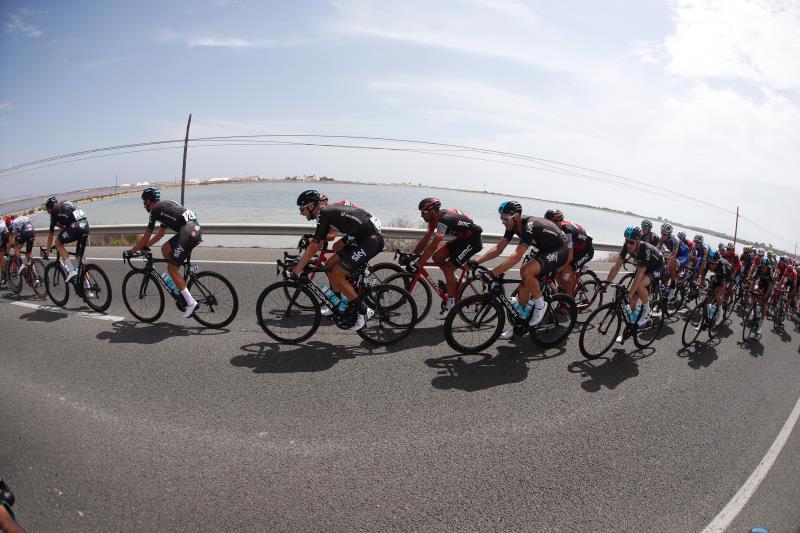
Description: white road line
xmin=701 ymin=392 xmax=800 ymax=533
xmin=0 ymin=297 xmax=125 ymax=322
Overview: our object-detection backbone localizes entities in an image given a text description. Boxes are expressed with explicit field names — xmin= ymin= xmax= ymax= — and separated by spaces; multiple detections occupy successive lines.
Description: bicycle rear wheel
xmin=444 ymin=294 xmax=504 ymax=354
xmin=578 ymin=303 xmax=622 ymax=359
xmin=256 ymin=281 xmax=320 ymax=343
xmin=29 ymin=259 xmax=46 ymax=298
xmin=122 ymin=270 xmax=165 ymax=323
xmin=574 ymin=278 xmax=603 ymax=321
xmin=633 ymin=298 xmax=665 ymax=348
xmin=358 ymin=284 xmax=417 ymax=345
xmin=382 ymin=272 xmax=431 ymax=323
xmin=82 ymin=264 xmax=112 ymax=312
xmin=44 ymin=262 xmax=70 ymax=307
xmin=741 ymin=304 xmax=759 ymax=342
xmin=188 ymin=271 xmax=238 ymax=328
xmin=530 ymin=293 xmax=577 ymax=347
xmin=681 ymin=303 xmax=705 ymax=347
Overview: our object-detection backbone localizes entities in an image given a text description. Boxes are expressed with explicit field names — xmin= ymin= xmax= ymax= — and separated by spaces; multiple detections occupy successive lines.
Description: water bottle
xmin=160 ymin=271 xmax=179 ymax=296
xmin=509 ymin=297 xmax=526 ymax=317
xmin=338 ymin=295 xmax=349 ymax=313
xmin=754 ymin=305 xmax=761 ymax=318
xmin=320 ymin=284 xmax=340 ymax=306
xmin=624 ymin=303 xmax=634 ymax=323
xmin=707 ymin=303 xmax=716 ymax=319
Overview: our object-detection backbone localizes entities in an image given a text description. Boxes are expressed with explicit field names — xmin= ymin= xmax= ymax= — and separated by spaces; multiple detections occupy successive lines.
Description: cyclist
xmin=42 ymin=196 xmax=90 ymax=284
xmin=126 ymin=187 xmax=202 ymax=318
xmin=292 ymin=189 xmax=384 ymax=332
xmin=774 ymin=256 xmax=797 ymax=307
xmin=0 ymin=217 xmax=9 ymax=286
xmin=658 ymin=223 xmax=690 ymax=301
xmin=721 ymin=242 xmax=742 ymax=303
xmin=692 ymin=234 xmax=711 ymax=283
xmin=704 ymin=250 xmax=732 ymax=327
xmin=640 ymin=219 xmax=660 ymax=247
xmin=471 ymin=201 xmax=568 ymax=332
xmin=678 ymin=231 xmax=694 ymax=253
xmin=0 ymin=477 xmax=27 ymax=533
xmin=751 ymin=257 xmax=773 ymax=335
xmin=544 ymin=208 xmax=593 ymax=297
xmin=740 ymin=246 xmax=754 ymax=282
xmin=413 ymin=198 xmax=483 ymax=319
xmin=604 ymin=226 xmax=665 ymax=328
xmin=8 ymin=215 xmax=35 ymax=271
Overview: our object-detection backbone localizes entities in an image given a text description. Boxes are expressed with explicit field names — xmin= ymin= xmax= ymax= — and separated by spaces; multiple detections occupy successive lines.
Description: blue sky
xmin=1 ymin=0 xmax=798 ymax=249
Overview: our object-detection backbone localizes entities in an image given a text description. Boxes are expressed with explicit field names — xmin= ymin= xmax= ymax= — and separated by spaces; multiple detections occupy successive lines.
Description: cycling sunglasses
xmin=500 ymin=215 xmax=514 ymax=222
xmin=625 ymin=239 xmax=638 ymax=246
xmin=298 ymin=203 xmax=315 ymax=213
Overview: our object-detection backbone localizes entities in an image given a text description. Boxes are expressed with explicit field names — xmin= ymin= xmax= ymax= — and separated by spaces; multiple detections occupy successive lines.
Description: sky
xmin=0 ymin=0 xmax=798 ymax=250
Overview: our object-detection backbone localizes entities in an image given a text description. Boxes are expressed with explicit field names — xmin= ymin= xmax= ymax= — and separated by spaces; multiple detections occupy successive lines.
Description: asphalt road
xmin=1 ymin=247 xmax=799 ymax=532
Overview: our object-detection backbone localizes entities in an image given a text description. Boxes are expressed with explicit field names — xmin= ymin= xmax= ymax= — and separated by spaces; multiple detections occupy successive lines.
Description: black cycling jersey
xmin=619 ymin=241 xmax=664 ymax=272
xmin=559 ymin=220 xmax=592 ymax=252
xmin=642 ymin=231 xmax=660 ymax=247
xmin=146 ymin=200 xmax=197 ymax=233
xmin=709 ymin=258 xmax=733 ymax=282
xmin=503 ymin=216 xmax=567 ymax=252
xmin=49 ymin=202 xmax=87 ymax=232
xmin=755 ymin=265 xmax=773 ymax=289
xmin=312 ymin=204 xmax=381 ymax=243
xmin=429 ymin=208 xmax=482 ymax=237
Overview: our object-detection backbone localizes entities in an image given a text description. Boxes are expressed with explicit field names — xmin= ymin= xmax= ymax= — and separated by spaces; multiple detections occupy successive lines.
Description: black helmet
xmin=418 ymin=197 xmax=442 ymax=212
xmin=296 ymin=189 xmax=321 ymax=207
xmin=498 ymin=200 xmax=522 ymax=215
xmin=141 ymin=187 xmax=161 ymax=202
xmin=544 ymin=209 xmax=563 ymax=222
xmin=45 ymin=196 xmax=57 ymax=210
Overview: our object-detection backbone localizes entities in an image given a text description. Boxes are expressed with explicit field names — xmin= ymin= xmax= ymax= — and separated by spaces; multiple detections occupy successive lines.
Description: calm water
xmin=29 ymin=181 xmax=728 ymax=249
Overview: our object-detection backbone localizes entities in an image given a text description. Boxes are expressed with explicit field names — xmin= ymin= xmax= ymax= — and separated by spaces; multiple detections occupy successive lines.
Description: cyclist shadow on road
xmin=230 ymin=341 xmax=360 ymax=373
xmin=18 ymin=309 xmax=68 ymax=323
xmin=738 ymin=337 xmax=765 ymax=357
xmin=426 ymin=350 xmax=529 ymax=392
xmin=677 ymin=338 xmax=720 ymax=369
xmin=96 ymin=320 xmax=225 ymax=345
xmin=567 ymin=348 xmax=653 ymax=392
xmin=772 ymin=326 xmax=792 ymax=344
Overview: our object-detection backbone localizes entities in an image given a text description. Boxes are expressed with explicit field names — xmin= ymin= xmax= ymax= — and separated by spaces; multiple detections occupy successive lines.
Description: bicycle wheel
xmin=44 ymin=262 xmax=70 ymax=307
xmin=358 ymin=283 xmax=417 ymax=345
xmin=741 ymin=304 xmax=757 ymax=342
xmin=256 ymin=281 xmax=320 ymax=343
xmin=681 ymin=302 xmax=705 ymax=347
xmin=188 ymin=271 xmax=238 ymax=328
xmin=530 ymin=293 xmax=577 ymax=347
xmin=81 ymin=264 xmax=112 ymax=312
xmin=634 ymin=297 xmax=665 ymax=348
xmin=619 ymin=272 xmax=636 ymax=290
xmin=382 ymin=272 xmax=431 ymax=323
xmin=578 ymin=303 xmax=622 ymax=359
xmin=366 ymin=262 xmax=404 ymax=283
xmin=574 ymin=278 xmax=604 ymax=320
xmin=444 ymin=294 xmax=505 ymax=354
xmin=122 ymin=270 xmax=165 ymax=323
xmin=28 ymin=259 xmax=46 ymax=298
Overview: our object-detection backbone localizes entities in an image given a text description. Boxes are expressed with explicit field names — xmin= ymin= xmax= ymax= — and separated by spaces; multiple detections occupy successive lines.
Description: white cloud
xmin=187 ymin=36 xmax=297 ymax=49
xmin=5 ymin=8 xmax=44 ymax=38
xmin=0 ymin=101 xmax=13 ymax=111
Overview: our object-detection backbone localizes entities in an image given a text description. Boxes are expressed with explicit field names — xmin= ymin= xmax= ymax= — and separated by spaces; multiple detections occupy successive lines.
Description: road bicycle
xmin=40 ymin=247 xmax=112 ymax=312
xmin=3 ymin=250 xmax=45 ymax=298
xmin=741 ymin=289 xmax=768 ymax=343
xmin=256 ymin=254 xmax=417 ymax=345
xmin=443 ymin=266 xmax=577 ymax=354
xmin=122 ymin=248 xmax=238 ymax=328
xmin=578 ymin=282 xmax=665 ymax=358
xmin=681 ymin=284 xmax=727 ymax=347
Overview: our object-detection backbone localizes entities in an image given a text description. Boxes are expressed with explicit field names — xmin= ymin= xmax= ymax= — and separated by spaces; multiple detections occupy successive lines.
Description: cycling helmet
xmin=544 ymin=209 xmax=564 ymax=222
xmin=757 ymin=247 xmax=765 ymax=255
xmin=726 ymin=242 xmax=735 ymax=251
xmin=778 ymin=255 xmax=786 ymax=263
xmin=624 ymin=226 xmax=642 ymax=240
xmin=767 ymin=250 xmax=775 ymax=258
xmin=678 ymin=231 xmax=687 ymax=240
xmin=296 ymin=189 xmax=321 ymax=206
xmin=761 ymin=257 xmax=769 ymax=266
xmin=418 ymin=197 xmax=441 ymax=212
xmin=717 ymin=243 xmax=725 ymax=252
xmin=641 ymin=219 xmax=653 ymax=230
xmin=45 ymin=196 xmax=57 ymax=210
xmin=498 ymin=200 xmax=522 ymax=215
xmin=3 ymin=215 xmax=11 ymax=227
xmin=708 ymin=250 xmax=720 ymax=262
xmin=141 ymin=187 xmax=161 ymax=202
xmin=660 ymin=223 xmax=673 ymax=234
xmin=694 ymin=234 xmax=704 ymax=244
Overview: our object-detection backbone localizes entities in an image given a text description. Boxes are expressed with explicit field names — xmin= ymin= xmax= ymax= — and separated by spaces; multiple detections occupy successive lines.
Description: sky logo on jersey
xmin=351 ymin=248 xmax=367 ymax=263
xmin=174 ymin=244 xmax=184 ymax=258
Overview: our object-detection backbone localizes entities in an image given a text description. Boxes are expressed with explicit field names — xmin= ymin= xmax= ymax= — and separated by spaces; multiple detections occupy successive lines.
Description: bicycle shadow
xmin=738 ymin=336 xmax=765 ymax=357
xmin=425 ymin=351 xmax=528 ymax=392
xmin=18 ymin=309 xmax=68 ymax=323
xmin=677 ymin=338 xmax=720 ymax=369
xmin=96 ymin=320 xmax=223 ymax=345
xmin=772 ymin=326 xmax=792 ymax=343
xmin=567 ymin=349 xmax=651 ymax=392
xmin=229 ymin=341 xmax=360 ymax=374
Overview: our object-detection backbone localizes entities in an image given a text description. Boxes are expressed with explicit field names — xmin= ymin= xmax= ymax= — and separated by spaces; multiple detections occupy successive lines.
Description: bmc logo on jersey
xmin=351 ymin=248 xmax=367 ymax=262
xmin=457 ymin=244 xmax=473 ymax=261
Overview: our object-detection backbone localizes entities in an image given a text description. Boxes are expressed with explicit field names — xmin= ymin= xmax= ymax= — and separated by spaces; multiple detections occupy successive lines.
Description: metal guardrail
xmin=34 ymin=223 xmax=621 ymax=252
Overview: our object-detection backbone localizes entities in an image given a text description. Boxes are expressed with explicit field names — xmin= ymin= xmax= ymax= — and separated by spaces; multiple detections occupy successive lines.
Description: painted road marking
xmin=701 ymin=391 xmax=800 ymax=532
xmin=0 ymin=297 xmax=125 ymax=322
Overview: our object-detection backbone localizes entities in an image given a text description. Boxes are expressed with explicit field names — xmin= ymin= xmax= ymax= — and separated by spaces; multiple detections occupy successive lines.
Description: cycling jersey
xmin=782 ymin=267 xmax=797 ymax=289
xmin=503 ymin=216 xmax=567 ymax=252
xmin=693 ymin=244 xmax=710 ymax=272
xmin=559 ymin=220 xmax=592 ymax=252
xmin=10 ymin=216 xmax=34 ymax=254
xmin=709 ymin=258 xmax=733 ymax=283
xmin=754 ymin=265 xmax=773 ymax=291
xmin=429 ymin=208 xmax=482 ymax=238
xmin=642 ymin=231 xmax=660 ymax=247
xmin=0 ymin=224 xmax=8 ymax=246
xmin=618 ymin=241 xmax=664 ymax=273
xmin=146 ymin=200 xmax=198 ymax=233
xmin=49 ymin=202 xmax=87 ymax=232
xmin=680 ymin=237 xmax=695 ymax=252
xmin=660 ymin=234 xmax=690 ymax=257
xmin=312 ymin=204 xmax=382 ymax=243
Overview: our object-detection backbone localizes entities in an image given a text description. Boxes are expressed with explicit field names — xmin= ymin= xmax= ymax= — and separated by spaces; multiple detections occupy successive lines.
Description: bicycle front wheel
xmin=189 ymin=271 xmax=238 ymax=328
xmin=122 ymin=270 xmax=165 ymax=323
xmin=579 ymin=303 xmax=622 ymax=359
xmin=681 ymin=303 xmax=705 ymax=347
xmin=82 ymin=264 xmax=112 ymax=312
xmin=742 ymin=305 xmax=759 ymax=342
xmin=358 ymin=283 xmax=417 ymax=345
xmin=44 ymin=262 xmax=70 ymax=307
xmin=29 ymin=259 xmax=46 ymax=298
xmin=444 ymin=294 xmax=505 ymax=354
xmin=530 ymin=293 xmax=577 ymax=347
xmin=382 ymin=272 xmax=431 ymax=323
xmin=256 ymin=281 xmax=320 ymax=343
xmin=633 ymin=298 xmax=665 ymax=349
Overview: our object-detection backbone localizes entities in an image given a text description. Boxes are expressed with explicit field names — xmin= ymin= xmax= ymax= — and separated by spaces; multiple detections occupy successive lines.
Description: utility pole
xmin=733 ymin=206 xmax=740 ymax=247
xmin=180 ymin=113 xmax=192 ymax=205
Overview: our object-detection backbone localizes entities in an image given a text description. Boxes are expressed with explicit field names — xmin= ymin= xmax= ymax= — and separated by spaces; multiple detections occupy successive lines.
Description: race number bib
xmin=370 ymin=215 xmax=383 ymax=234
xmin=182 ymin=210 xmax=197 ymax=223
xmin=72 ymin=209 xmax=86 ymax=220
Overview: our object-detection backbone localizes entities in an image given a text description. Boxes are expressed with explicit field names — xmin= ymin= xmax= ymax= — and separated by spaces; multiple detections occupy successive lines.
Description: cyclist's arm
xmin=418 ymin=233 xmax=443 ymax=265
xmin=0 ymin=505 xmax=27 ymax=533
xmin=292 ymin=240 xmax=321 ymax=277
xmin=45 ymin=232 xmax=54 ymax=252
xmin=491 ymin=243 xmax=527 ymax=276
xmin=145 ymin=227 xmax=166 ymax=248
xmin=605 ymin=257 xmax=625 ymax=283
xmin=474 ymin=238 xmax=509 ymax=265
xmin=412 ymin=230 xmax=433 ymax=256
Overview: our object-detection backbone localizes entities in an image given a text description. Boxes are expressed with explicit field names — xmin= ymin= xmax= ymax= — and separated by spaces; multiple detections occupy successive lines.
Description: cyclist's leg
xmin=439 ymin=236 xmax=480 ymax=299
xmin=165 ymin=223 xmax=202 ymax=315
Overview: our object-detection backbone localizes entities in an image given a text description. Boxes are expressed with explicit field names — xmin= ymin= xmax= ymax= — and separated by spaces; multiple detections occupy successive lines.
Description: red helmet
xmin=418 ymin=197 xmax=441 ymax=212
xmin=4 ymin=215 xmax=11 ymax=227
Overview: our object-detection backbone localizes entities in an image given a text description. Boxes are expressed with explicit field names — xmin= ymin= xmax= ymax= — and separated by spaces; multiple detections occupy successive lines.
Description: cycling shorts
xmin=572 ymin=243 xmax=594 ymax=271
xmin=57 ymin=220 xmax=90 ymax=257
xmin=166 ymin=223 xmax=202 ymax=266
xmin=530 ymin=244 xmax=569 ymax=278
xmin=444 ymin=232 xmax=482 ymax=268
xmin=337 ymin=233 xmax=384 ymax=273
xmin=15 ymin=229 xmax=35 ymax=254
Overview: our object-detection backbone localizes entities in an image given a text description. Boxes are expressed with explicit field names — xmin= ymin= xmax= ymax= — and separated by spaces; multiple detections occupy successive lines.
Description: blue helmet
xmin=761 ymin=257 xmax=770 ymax=266
xmin=708 ymin=250 xmax=720 ymax=262
xmin=141 ymin=187 xmax=161 ymax=201
xmin=624 ymin=226 xmax=641 ymax=240
xmin=498 ymin=200 xmax=521 ymax=215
